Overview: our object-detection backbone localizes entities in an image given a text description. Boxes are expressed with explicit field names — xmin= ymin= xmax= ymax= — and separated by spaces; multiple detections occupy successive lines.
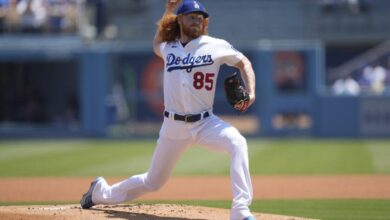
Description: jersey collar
xmin=178 ymin=35 xmax=206 ymax=50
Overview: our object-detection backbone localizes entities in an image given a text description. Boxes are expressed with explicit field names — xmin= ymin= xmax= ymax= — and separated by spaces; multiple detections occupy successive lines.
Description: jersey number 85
xmin=193 ymin=72 xmax=215 ymax=91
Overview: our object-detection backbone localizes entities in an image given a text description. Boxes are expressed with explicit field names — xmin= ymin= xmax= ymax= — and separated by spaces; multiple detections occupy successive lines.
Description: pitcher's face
xmin=178 ymin=13 xmax=205 ymax=39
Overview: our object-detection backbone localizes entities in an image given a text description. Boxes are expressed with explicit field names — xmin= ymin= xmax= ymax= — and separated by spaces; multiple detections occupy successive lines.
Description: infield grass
xmin=178 ymin=199 xmax=390 ymax=220
xmin=0 ymin=138 xmax=389 ymax=176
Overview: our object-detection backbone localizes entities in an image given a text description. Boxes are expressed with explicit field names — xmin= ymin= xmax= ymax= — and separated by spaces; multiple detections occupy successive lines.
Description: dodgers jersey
xmin=158 ymin=35 xmax=244 ymax=115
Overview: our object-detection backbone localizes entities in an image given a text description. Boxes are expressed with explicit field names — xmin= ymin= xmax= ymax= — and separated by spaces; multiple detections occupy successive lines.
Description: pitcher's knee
xmin=144 ymin=178 xmax=165 ymax=192
xmin=146 ymin=183 xmax=163 ymax=192
xmin=231 ymin=134 xmax=248 ymax=154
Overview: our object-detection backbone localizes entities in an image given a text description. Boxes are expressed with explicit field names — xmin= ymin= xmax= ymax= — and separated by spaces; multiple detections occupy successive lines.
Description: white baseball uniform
xmin=92 ymin=35 xmax=253 ymax=220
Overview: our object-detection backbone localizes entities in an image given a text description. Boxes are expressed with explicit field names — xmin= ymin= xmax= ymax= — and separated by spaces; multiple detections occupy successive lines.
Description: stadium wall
xmin=0 ymin=38 xmax=389 ymax=138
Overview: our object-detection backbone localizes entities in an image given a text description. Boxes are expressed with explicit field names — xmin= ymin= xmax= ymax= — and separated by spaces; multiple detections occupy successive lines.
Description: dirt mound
xmin=2 ymin=176 xmax=390 ymax=202
xmin=0 ymin=204 xmax=314 ymax=220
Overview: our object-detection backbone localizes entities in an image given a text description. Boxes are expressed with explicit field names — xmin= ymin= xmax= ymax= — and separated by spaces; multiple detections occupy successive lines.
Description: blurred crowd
xmin=0 ymin=0 xmax=78 ymax=34
xmin=332 ymin=58 xmax=390 ymax=96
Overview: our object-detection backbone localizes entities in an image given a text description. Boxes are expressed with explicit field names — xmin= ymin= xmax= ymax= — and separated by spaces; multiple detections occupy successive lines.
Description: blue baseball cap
xmin=176 ymin=0 xmax=209 ymax=18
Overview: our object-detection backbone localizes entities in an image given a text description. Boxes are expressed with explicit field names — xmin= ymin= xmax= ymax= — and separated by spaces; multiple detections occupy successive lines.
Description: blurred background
xmin=0 ymin=0 xmax=389 ymax=138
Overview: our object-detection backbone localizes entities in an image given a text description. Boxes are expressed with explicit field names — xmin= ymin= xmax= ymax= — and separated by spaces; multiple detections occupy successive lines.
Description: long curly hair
xmin=157 ymin=14 xmax=209 ymax=42
xmin=157 ymin=14 xmax=180 ymax=42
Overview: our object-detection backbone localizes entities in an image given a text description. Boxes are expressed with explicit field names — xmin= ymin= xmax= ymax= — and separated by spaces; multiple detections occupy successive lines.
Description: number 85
xmin=193 ymin=72 xmax=215 ymax=91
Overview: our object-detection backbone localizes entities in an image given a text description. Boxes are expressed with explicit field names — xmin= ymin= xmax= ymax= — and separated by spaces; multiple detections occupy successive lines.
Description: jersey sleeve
xmin=220 ymin=40 xmax=244 ymax=66
xmin=158 ymin=42 xmax=168 ymax=57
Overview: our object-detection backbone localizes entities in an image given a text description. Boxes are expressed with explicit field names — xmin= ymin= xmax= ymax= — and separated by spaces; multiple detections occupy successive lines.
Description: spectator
xmin=358 ymin=62 xmax=387 ymax=94
xmin=358 ymin=64 xmax=374 ymax=90
xmin=17 ymin=0 xmax=47 ymax=33
xmin=371 ymin=63 xmax=387 ymax=94
xmin=46 ymin=0 xmax=65 ymax=33
xmin=332 ymin=75 xmax=360 ymax=96
xmin=3 ymin=0 xmax=20 ymax=32
xmin=46 ymin=0 xmax=77 ymax=33
xmin=63 ymin=0 xmax=78 ymax=32
xmin=0 ymin=0 xmax=7 ymax=32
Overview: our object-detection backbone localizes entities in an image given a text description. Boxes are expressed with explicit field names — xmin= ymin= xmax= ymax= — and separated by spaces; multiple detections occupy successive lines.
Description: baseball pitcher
xmin=81 ymin=1 xmax=256 ymax=220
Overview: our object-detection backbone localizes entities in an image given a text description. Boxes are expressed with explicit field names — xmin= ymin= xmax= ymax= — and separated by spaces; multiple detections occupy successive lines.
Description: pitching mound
xmin=0 ymin=204 xmax=313 ymax=220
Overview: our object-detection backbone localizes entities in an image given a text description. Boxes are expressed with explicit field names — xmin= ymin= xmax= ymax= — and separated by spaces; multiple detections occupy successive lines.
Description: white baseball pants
xmin=92 ymin=114 xmax=253 ymax=220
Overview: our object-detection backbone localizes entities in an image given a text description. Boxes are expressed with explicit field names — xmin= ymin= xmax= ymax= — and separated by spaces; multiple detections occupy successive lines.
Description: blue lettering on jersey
xmin=166 ymin=53 xmax=214 ymax=73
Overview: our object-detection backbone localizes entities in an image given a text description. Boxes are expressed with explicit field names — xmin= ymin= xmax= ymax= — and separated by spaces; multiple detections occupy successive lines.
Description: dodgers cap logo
xmin=176 ymin=0 xmax=209 ymax=18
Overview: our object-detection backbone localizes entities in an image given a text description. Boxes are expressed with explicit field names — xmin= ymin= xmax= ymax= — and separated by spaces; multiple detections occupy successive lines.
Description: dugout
xmin=0 ymin=36 xmax=116 ymax=137
xmin=0 ymin=37 xmax=82 ymax=137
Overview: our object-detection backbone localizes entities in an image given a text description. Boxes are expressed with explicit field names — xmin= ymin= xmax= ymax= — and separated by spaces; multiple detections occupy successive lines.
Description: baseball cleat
xmin=243 ymin=216 xmax=256 ymax=220
xmin=80 ymin=177 xmax=103 ymax=209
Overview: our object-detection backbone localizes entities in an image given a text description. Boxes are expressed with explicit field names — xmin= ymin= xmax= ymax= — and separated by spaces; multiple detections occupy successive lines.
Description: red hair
xmin=157 ymin=14 xmax=209 ymax=42
xmin=157 ymin=14 xmax=180 ymax=42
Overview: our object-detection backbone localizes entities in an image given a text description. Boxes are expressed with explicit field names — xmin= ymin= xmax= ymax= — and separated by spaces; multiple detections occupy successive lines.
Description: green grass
xmin=177 ymin=199 xmax=390 ymax=220
xmin=0 ymin=138 xmax=389 ymax=176
xmin=247 ymin=139 xmax=375 ymax=174
xmin=0 ymin=140 xmax=155 ymax=176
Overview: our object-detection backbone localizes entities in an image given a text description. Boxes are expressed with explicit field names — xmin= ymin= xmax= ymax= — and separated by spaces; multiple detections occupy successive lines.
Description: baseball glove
xmin=224 ymin=73 xmax=250 ymax=112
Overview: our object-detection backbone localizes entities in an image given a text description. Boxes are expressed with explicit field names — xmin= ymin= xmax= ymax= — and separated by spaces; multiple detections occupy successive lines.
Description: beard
xmin=181 ymin=24 xmax=203 ymax=39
